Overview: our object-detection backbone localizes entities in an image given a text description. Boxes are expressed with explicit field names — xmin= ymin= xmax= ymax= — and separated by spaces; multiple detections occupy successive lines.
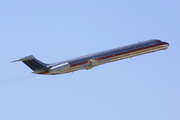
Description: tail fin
xmin=12 ymin=55 xmax=49 ymax=71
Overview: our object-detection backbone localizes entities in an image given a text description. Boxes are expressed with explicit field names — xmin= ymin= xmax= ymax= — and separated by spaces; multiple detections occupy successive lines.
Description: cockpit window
xmin=156 ymin=40 xmax=161 ymax=43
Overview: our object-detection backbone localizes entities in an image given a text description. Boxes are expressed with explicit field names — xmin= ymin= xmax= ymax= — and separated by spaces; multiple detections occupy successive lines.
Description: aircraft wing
xmin=85 ymin=59 xmax=102 ymax=70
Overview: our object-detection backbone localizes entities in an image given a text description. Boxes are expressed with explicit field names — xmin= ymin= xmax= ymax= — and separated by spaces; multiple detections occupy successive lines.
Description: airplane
xmin=13 ymin=39 xmax=169 ymax=75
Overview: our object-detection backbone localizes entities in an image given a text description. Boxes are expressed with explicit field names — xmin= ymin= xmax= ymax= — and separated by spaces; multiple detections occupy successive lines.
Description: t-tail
xmin=12 ymin=55 xmax=50 ymax=74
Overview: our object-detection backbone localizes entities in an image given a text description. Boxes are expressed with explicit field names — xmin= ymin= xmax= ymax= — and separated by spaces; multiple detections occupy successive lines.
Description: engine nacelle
xmin=48 ymin=62 xmax=70 ymax=74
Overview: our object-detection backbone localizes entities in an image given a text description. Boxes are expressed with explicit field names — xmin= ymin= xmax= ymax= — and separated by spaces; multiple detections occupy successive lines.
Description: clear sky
xmin=0 ymin=0 xmax=180 ymax=120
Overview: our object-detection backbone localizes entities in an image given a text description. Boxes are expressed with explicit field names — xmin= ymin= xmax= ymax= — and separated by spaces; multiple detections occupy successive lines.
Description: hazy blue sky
xmin=0 ymin=0 xmax=180 ymax=120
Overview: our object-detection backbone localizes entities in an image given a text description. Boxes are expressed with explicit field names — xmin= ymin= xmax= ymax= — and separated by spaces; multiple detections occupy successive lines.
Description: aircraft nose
xmin=165 ymin=42 xmax=170 ymax=47
xmin=162 ymin=42 xmax=170 ymax=50
xmin=164 ymin=42 xmax=169 ymax=45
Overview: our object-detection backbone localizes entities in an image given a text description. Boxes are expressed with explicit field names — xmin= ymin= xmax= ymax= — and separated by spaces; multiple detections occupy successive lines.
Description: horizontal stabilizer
xmin=12 ymin=55 xmax=34 ymax=62
xmin=12 ymin=55 xmax=49 ymax=71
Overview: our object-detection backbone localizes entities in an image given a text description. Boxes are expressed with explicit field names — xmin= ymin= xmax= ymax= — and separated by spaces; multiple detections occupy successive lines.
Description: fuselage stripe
xmin=70 ymin=42 xmax=167 ymax=67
